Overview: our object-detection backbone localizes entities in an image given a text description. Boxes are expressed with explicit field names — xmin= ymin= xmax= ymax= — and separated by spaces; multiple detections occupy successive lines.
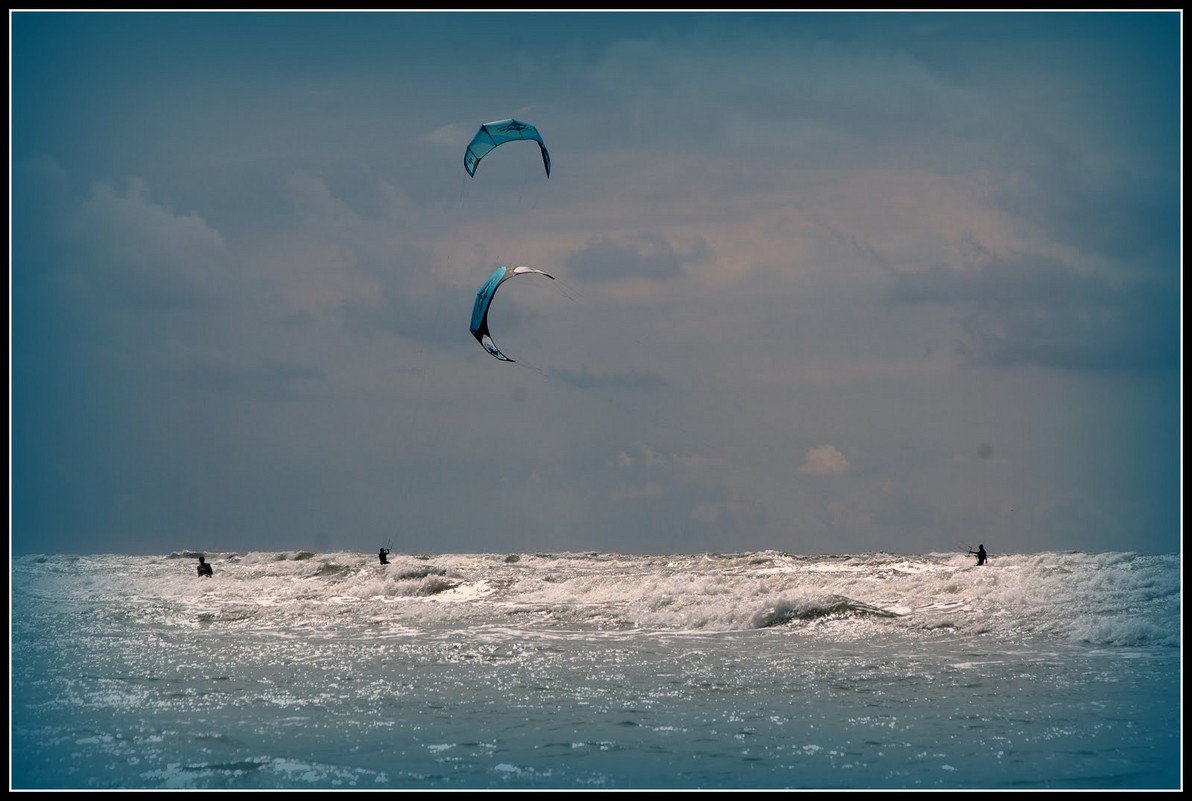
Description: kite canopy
xmin=464 ymin=119 xmax=551 ymax=178
xmin=469 ymin=265 xmax=555 ymax=362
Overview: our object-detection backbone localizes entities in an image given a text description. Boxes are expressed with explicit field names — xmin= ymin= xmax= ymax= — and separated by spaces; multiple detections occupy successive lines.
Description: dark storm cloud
xmin=885 ymin=255 xmax=1178 ymax=373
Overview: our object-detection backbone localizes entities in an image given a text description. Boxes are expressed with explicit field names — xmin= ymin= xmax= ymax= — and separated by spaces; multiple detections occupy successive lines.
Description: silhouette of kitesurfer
xmin=968 ymin=544 xmax=987 ymax=566
xmin=197 ymin=555 xmax=214 ymax=577
xmin=378 ymin=547 xmax=391 ymax=565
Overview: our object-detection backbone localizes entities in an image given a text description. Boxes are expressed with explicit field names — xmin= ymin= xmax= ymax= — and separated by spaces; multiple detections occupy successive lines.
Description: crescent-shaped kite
xmin=469 ymin=265 xmax=555 ymax=362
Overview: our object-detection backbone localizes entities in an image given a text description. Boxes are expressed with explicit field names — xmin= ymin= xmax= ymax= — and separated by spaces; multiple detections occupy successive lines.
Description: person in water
xmin=969 ymin=544 xmax=988 ymax=566
xmin=197 ymin=555 xmax=214 ymax=577
xmin=378 ymin=547 xmax=391 ymax=565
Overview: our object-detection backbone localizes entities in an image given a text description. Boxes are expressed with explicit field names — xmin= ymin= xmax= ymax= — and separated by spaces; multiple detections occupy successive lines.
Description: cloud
xmin=566 ymin=232 xmax=711 ymax=282
xmin=613 ymin=441 xmax=669 ymax=469
xmin=800 ymin=445 xmax=848 ymax=476
xmin=885 ymin=254 xmax=1178 ymax=373
xmin=64 ymin=177 xmax=231 ymax=310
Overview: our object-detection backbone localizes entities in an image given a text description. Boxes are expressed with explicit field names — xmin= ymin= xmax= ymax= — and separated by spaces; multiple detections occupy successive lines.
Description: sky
xmin=9 ymin=10 xmax=1182 ymax=557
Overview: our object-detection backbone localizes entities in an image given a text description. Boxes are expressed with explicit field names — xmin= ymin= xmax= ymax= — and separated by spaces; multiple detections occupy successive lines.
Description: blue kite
xmin=469 ymin=265 xmax=555 ymax=362
xmin=464 ymin=119 xmax=551 ymax=178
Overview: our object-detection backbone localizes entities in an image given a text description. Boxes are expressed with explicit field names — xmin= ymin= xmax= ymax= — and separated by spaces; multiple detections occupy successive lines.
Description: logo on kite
xmin=464 ymin=118 xmax=551 ymax=178
xmin=469 ymin=265 xmax=555 ymax=362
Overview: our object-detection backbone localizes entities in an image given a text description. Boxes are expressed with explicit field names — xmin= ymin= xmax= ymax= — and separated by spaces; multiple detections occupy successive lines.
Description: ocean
xmin=9 ymin=549 xmax=1181 ymax=791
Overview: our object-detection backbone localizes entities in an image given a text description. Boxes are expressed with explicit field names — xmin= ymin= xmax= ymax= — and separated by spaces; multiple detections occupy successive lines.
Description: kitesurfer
xmin=968 ymin=544 xmax=987 ymax=566
xmin=378 ymin=547 xmax=391 ymax=565
xmin=197 ymin=555 xmax=214 ymax=577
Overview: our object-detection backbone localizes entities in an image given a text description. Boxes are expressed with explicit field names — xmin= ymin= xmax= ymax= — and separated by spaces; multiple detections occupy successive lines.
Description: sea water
xmin=9 ymin=550 xmax=1181 ymax=790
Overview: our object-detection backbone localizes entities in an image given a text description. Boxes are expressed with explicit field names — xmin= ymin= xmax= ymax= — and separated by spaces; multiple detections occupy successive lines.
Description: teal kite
xmin=470 ymin=265 xmax=555 ymax=362
xmin=464 ymin=119 xmax=551 ymax=178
